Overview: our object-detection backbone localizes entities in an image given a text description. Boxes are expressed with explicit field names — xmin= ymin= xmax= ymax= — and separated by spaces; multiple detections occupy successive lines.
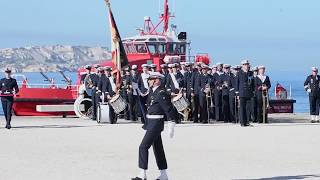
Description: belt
xmin=146 ymin=115 xmax=164 ymax=119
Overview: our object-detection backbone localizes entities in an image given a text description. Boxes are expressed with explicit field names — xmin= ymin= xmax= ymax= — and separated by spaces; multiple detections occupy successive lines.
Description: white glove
xmin=167 ymin=122 xmax=176 ymax=139
xmin=307 ymin=89 xmax=312 ymax=93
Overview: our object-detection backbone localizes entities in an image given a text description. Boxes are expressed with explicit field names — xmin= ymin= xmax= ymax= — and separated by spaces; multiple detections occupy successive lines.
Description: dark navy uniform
xmin=0 ymin=77 xmax=19 ymax=129
xmin=198 ymin=73 xmax=213 ymax=123
xmin=84 ymin=73 xmax=99 ymax=120
xmin=255 ymin=75 xmax=271 ymax=123
xmin=221 ymin=73 xmax=232 ymax=122
xmin=98 ymin=74 xmax=117 ymax=124
xmin=165 ymin=72 xmax=184 ymax=94
xmin=228 ymin=72 xmax=238 ymax=123
xmin=130 ymin=71 xmax=140 ymax=121
xmin=121 ymin=74 xmax=132 ymax=120
xmin=304 ymin=74 xmax=320 ymax=117
xmin=212 ymin=72 xmax=224 ymax=121
xmin=191 ymin=70 xmax=201 ymax=122
xmin=235 ymin=69 xmax=255 ymax=126
xmin=139 ymin=86 xmax=177 ymax=171
xmin=183 ymin=69 xmax=193 ymax=120
xmin=138 ymin=72 xmax=150 ymax=124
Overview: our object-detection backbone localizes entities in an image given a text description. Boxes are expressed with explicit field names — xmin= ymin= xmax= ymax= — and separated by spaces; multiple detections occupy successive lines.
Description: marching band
xmin=82 ymin=59 xmax=274 ymax=126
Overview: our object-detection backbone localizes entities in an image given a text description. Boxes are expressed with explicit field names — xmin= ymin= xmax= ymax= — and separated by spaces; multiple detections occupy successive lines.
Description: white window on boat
xmin=135 ymin=44 xmax=148 ymax=54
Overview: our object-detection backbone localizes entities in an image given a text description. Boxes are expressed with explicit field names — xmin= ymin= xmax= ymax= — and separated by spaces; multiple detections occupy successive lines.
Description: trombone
xmin=262 ymin=85 xmax=270 ymax=123
xmin=205 ymin=83 xmax=214 ymax=123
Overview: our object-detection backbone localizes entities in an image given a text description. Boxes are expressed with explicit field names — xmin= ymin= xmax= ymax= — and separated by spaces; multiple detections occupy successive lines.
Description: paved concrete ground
xmin=1 ymin=115 xmax=320 ymax=180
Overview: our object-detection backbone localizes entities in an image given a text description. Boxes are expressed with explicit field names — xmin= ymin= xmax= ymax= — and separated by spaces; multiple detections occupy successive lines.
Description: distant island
xmin=0 ymin=45 xmax=112 ymax=72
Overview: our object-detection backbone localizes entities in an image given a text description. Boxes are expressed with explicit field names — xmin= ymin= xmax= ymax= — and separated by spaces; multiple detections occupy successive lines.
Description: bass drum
xmin=74 ymin=95 xmax=93 ymax=119
xmin=97 ymin=104 xmax=110 ymax=123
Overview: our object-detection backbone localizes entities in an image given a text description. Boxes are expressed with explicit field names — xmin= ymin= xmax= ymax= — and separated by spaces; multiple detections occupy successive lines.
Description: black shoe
xmin=131 ymin=177 xmax=146 ymax=180
xmin=5 ymin=124 xmax=11 ymax=129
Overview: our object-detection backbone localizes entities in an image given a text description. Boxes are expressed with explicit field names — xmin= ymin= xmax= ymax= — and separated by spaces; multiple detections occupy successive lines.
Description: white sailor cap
xmin=148 ymin=72 xmax=165 ymax=79
xmin=232 ymin=65 xmax=240 ymax=70
xmin=216 ymin=62 xmax=223 ymax=66
xmin=124 ymin=66 xmax=130 ymax=71
xmin=97 ymin=67 xmax=105 ymax=72
xmin=211 ymin=65 xmax=217 ymax=69
xmin=132 ymin=64 xmax=138 ymax=70
xmin=142 ymin=64 xmax=149 ymax=68
xmin=105 ymin=66 xmax=112 ymax=71
xmin=160 ymin=64 xmax=168 ymax=68
xmin=180 ymin=62 xmax=186 ymax=66
xmin=253 ymin=66 xmax=258 ymax=71
xmin=93 ymin=64 xmax=101 ymax=68
xmin=201 ymin=64 xmax=210 ymax=69
xmin=241 ymin=59 xmax=250 ymax=65
xmin=168 ymin=64 xmax=175 ymax=68
xmin=312 ymin=67 xmax=318 ymax=72
xmin=258 ymin=65 xmax=265 ymax=70
xmin=223 ymin=64 xmax=231 ymax=68
xmin=150 ymin=64 xmax=157 ymax=68
xmin=85 ymin=65 xmax=92 ymax=70
xmin=173 ymin=63 xmax=179 ymax=67
xmin=185 ymin=62 xmax=191 ymax=67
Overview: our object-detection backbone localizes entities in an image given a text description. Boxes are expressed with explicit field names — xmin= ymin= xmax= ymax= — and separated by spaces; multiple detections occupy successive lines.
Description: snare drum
xmin=109 ymin=94 xmax=127 ymax=114
xmin=172 ymin=94 xmax=189 ymax=112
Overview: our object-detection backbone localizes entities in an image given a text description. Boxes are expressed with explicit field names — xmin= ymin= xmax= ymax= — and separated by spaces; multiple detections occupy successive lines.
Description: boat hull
xmin=13 ymin=87 xmax=77 ymax=116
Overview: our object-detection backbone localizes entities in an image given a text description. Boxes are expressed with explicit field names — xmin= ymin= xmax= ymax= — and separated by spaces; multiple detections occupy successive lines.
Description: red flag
xmin=105 ymin=0 xmax=129 ymax=89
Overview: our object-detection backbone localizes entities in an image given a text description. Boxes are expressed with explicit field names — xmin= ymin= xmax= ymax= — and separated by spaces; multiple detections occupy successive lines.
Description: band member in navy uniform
xmin=97 ymin=67 xmax=116 ymax=124
xmin=255 ymin=66 xmax=271 ymax=123
xmin=166 ymin=63 xmax=184 ymax=95
xmin=160 ymin=64 xmax=169 ymax=85
xmin=183 ymin=62 xmax=193 ymax=120
xmin=235 ymin=60 xmax=255 ymax=127
xmin=130 ymin=65 xmax=140 ymax=121
xmin=132 ymin=72 xmax=177 ymax=180
xmin=251 ymin=66 xmax=259 ymax=122
xmin=198 ymin=64 xmax=213 ymax=123
xmin=122 ymin=67 xmax=133 ymax=120
xmin=138 ymin=64 xmax=150 ymax=124
xmin=106 ymin=67 xmax=118 ymax=123
xmin=221 ymin=64 xmax=232 ymax=122
xmin=229 ymin=65 xmax=241 ymax=123
xmin=304 ymin=67 xmax=320 ymax=123
xmin=166 ymin=63 xmax=184 ymax=122
xmin=212 ymin=62 xmax=224 ymax=121
xmin=191 ymin=63 xmax=202 ymax=123
xmin=84 ymin=65 xmax=99 ymax=120
xmin=0 ymin=68 xmax=19 ymax=129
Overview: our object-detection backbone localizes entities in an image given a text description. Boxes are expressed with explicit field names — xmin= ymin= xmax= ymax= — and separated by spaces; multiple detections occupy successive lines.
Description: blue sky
xmin=0 ymin=0 xmax=319 ymax=72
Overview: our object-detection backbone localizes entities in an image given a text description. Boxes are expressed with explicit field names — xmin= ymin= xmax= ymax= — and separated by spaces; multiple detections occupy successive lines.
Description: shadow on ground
xmin=234 ymin=174 xmax=320 ymax=180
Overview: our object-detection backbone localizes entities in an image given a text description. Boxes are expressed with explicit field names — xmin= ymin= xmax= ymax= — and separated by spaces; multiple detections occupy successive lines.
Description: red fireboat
xmin=13 ymin=0 xmax=208 ymax=116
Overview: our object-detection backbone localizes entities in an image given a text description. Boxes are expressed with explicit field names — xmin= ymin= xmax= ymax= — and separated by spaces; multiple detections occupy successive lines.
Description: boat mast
xmin=163 ymin=0 xmax=169 ymax=34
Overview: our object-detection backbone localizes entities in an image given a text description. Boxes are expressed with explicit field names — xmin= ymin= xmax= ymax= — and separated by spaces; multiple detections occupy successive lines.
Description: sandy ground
xmin=1 ymin=114 xmax=320 ymax=180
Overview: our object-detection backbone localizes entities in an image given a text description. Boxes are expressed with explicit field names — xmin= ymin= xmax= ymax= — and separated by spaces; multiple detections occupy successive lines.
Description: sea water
xmin=0 ymin=71 xmax=310 ymax=115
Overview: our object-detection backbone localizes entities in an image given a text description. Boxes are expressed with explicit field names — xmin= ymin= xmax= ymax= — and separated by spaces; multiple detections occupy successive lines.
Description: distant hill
xmin=0 ymin=45 xmax=111 ymax=72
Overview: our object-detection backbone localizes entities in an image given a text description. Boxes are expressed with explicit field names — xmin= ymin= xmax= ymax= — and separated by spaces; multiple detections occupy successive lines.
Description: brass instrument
xmin=205 ymin=83 xmax=214 ymax=123
xmin=262 ymin=85 xmax=270 ymax=124
xmin=234 ymin=95 xmax=240 ymax=123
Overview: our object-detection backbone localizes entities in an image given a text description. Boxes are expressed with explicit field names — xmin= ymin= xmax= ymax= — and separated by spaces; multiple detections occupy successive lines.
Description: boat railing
xmin=17 ymin=81 xmax=79 ymax=90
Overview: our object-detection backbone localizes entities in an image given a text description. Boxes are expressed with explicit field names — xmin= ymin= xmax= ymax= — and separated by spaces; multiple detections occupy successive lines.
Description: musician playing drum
xmin=132 ymin=72 xmax=178 ymax=180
